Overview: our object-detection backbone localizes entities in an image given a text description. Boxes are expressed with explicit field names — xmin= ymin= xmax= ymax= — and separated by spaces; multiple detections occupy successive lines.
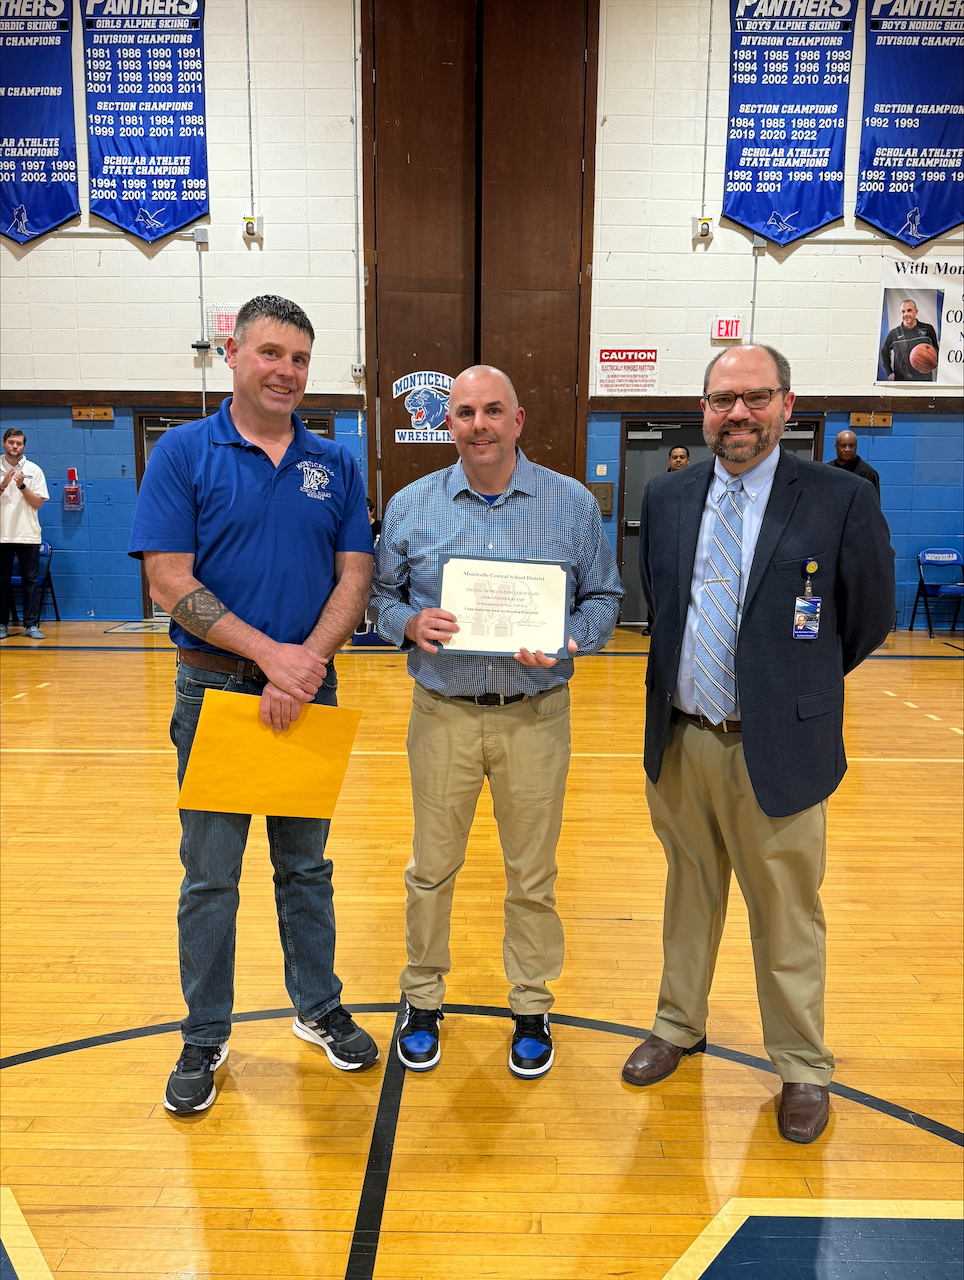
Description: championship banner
xmin=856 ymin=2 xmax=964 ymax=247
xmin=722 ymin=0 xmax=856 ymax=246
xmin=81 ymin=0 xmax=208 ymax=243
xmin=0 ymin=0 xmax=80 ymax=245
xmin=876 ymin=257 xmax=963 ymax=386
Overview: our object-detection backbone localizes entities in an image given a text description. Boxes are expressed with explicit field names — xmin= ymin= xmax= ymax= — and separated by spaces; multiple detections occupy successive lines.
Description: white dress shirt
xmin=1 ymin=456 xmax=48 ymax=545
xmin=674 ymin=447 xmax=781 ymax=717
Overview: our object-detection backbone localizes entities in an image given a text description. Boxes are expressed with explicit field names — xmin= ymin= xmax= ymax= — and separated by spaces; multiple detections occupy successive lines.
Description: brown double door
xmin=362 ymin=0 xmax=598 ymax=508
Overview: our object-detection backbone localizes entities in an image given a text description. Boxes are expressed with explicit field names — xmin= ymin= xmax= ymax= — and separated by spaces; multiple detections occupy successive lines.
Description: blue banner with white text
xmin=81 ymin=0 xmax=208 ymax=242
xmin=722 ymin=0 xmax=856 ymax=246
xmin=0 ymin=0 xmax=80 ymax=245
xmin=856 ymin=1 xmax=964 ymax=246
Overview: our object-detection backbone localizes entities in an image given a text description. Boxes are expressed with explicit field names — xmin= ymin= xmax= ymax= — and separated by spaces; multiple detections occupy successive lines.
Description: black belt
xmin=453 ymin=691 xmax=528 ymax=706
xmin=177 ymin=647 xmax=265 ymax=680
xmin=671 ymin=706 xmax=741 ymax=734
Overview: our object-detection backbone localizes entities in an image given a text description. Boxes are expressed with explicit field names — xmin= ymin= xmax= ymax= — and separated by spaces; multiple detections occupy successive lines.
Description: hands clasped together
xmin=257 ymin=642 xmax=331 ymax=732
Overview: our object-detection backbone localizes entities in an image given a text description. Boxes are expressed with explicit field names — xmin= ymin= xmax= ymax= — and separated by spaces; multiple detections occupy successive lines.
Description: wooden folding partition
xmin=362 ymin=0 xmax=599 ymax=507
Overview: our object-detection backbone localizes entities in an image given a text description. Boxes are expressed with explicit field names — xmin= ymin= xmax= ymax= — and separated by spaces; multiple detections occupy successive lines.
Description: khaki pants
xmin=401 ymin=681 xmax=571 ymax=1014
xmin=646 ymin=717 xmax=833 ymax=1085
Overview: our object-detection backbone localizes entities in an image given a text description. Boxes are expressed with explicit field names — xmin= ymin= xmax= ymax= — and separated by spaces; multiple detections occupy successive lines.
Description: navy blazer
xmin=639 ymin=450 xmax=895 ymax=818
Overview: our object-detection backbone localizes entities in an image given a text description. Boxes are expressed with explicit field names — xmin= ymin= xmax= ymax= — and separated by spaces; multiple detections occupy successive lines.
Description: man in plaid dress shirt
xmin=372 ymin=365 xmax=623 ymax=1078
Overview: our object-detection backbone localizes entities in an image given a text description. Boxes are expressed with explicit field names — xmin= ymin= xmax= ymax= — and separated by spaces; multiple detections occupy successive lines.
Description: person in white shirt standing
xmin=1 ymin=428 xmax=50 ymax=640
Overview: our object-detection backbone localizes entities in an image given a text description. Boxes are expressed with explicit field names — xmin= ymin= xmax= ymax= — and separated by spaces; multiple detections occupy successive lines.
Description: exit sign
xmin=713 ymin=316 xmax=742 ymax=341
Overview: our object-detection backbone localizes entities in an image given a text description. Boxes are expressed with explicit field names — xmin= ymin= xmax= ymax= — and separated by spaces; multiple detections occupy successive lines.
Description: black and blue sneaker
xmin=396 ymin=1002 xmax=443 ymax=1071
xmin=509 ymin=1013 xmax=554 ymax=1078
xmin=164 ymin=1042 xmax=229 ymax=1114
xmin=293 ymin=1006 xmax=379 ymax=1071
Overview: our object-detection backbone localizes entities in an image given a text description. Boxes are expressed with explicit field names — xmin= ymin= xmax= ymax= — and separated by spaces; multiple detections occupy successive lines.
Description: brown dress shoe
xmin=621 ymin=1033 xmax=707 ymax=1085
xmin=778 ymin=1083 xmax=830 ymax=1143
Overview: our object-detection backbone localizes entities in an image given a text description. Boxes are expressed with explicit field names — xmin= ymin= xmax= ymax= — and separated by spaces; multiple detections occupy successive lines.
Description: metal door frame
xmin=616 ymin=411 xmax=826 ymax=623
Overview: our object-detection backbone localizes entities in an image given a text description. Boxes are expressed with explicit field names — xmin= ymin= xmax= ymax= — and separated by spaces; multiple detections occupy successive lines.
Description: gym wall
xmin=1 ymin=0 xmax=960 ymax=624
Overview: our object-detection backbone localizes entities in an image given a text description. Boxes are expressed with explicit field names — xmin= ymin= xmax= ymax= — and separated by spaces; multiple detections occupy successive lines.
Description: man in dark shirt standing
xmin=827 ymin=431 xmax=880 ymax=499
xmin=880 ymin=300 xmax=939 ymax=382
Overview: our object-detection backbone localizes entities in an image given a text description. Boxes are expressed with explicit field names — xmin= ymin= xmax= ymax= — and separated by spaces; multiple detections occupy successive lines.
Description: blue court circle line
xmin=1 ymin=1001 xmax=960 ymax=1148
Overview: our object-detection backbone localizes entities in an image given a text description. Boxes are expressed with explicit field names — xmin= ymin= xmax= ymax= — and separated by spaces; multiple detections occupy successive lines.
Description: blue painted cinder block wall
xmin=585 ymin=412 xmax=621 ymax=559
xmin=333 ymin=409 xmax=367 ymax=489
xmin=822 ymin=412 xmax=963 ymax=628
xmin=583 ymin=409 xmax=963 ymax=631
xmin=1 ymin=407 xmax=143 ymax=621
xmin=4 ymin=405 xmax=958 ymax=624
xmin=0 ymin=404 xmax=369 ymax=622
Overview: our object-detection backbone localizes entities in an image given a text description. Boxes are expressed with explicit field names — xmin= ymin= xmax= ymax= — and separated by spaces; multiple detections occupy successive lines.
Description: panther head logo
xmin=404 ymin=386 xmax=449 ymax=432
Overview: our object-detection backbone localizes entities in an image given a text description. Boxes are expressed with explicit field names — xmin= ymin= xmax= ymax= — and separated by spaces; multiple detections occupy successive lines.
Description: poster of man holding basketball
xmin=878 ymin=292 xmax=941 ymax=383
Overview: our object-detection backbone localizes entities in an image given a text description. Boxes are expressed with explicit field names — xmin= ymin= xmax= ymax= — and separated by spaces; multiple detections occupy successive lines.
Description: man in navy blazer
xmin=621 ymin=344 xmax=894 ymax=1143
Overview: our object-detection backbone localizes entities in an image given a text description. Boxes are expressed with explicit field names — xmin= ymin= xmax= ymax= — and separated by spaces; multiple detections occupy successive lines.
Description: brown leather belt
xmin=671 ymin=707 xmax=741 ymax=734
xmin=176 ymin=647 xmax=265 ymax=680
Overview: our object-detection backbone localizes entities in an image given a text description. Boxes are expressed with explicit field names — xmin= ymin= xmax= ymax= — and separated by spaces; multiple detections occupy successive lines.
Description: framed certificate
xmin=436 ymin=555 xmax=571 ymax=657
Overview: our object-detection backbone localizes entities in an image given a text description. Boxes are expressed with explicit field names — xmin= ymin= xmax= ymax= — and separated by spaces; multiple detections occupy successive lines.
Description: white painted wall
xmin=0 ymin=0 xmax=364 ymax=393
xmin=3 ymin=0 xmax=960 ymax=399
xmin=591 ymin=0 xmax=963 ymax=398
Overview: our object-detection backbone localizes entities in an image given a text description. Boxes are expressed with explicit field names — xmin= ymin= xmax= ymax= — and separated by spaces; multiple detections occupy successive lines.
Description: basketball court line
xmin=0 ymin=1187 xmax=54 ymax=1280
xmin=1 ymin=1003 xmax=960 ymax=1145
xmin=661 ymin=1198 xmax=964 ymax=1280
xmin=345 ymin=1004 xmax=407 ymax=1280
xmin=2 ymin=1005 xmax=961 ymax=1280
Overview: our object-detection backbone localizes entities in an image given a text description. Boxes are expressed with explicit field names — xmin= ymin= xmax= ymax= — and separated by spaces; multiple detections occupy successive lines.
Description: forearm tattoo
xmin=171 ymin=587 xmax=229 ymax=639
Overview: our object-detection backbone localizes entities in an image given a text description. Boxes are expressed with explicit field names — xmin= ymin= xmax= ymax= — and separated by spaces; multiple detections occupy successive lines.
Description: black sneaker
xmin=396 ymin=1002 xmax=443 ymax=1071
xmin=293 ymin=1006 xmax=379 ymax=1071
xmin=164 ymin=1042 xmax=228 ymax=1114
xmin=509 ymin=1013 xmax=554 ymax=1078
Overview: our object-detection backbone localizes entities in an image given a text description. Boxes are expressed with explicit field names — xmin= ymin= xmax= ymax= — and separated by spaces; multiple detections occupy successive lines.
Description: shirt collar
xmin=450 ymin=447 xmax=536 ymax=500
xmin=713 ymin=444 xmax=780 ymax=503
xmin=1 ymin=455 xmax=27 ymax=471
xmin=210 ymin=398 xmax=325 ymax=455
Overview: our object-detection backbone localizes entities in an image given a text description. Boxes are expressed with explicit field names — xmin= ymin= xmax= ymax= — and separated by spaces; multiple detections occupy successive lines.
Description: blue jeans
xmin=171 ymin=661 xmax=343 ymax=1045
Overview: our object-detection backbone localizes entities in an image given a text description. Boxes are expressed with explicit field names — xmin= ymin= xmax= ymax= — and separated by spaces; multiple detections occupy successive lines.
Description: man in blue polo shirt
xmin=129 ymin=295 xmax=377 ymax=1115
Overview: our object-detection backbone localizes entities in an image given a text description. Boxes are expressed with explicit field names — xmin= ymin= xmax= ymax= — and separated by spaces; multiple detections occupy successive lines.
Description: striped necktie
xmin=694 ymin=475 xmax=745 ymax=724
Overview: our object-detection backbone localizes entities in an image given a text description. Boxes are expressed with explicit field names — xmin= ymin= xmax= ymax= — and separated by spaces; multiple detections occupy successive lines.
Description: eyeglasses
xmin=704 ymin=387 xmax=788 ymax=412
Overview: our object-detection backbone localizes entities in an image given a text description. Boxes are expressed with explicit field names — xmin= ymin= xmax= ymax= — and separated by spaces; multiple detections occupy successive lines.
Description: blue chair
xmin=909 ymin=547 xmax=963 ymax=638
xmin=8 ymin=540 xmax=60 ymax=625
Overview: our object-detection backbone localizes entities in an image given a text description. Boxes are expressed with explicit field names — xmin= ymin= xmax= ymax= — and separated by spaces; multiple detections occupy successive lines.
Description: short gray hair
xmin=703 ymin=343 xmax=791 ymax=395
xmin=234 ymin=295 xmax=315 ymax=347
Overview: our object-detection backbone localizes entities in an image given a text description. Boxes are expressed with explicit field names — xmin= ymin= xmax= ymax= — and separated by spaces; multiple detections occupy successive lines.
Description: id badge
xmin=793 ymin=596 xmax=820 ymax=640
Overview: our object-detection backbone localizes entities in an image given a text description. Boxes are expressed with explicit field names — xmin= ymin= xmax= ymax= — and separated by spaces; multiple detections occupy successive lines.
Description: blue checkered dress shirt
xmin=371 ymin=449 xmax=625 ymax=697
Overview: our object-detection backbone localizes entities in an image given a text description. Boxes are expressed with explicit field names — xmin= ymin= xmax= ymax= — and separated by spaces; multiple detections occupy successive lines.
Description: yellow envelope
xmin=178 ymin=690 xmax=361 ymax=819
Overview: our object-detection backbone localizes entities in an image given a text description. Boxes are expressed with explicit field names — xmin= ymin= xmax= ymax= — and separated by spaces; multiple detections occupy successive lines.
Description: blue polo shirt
xmin=128 ymin=399 xmax=372 ymax=658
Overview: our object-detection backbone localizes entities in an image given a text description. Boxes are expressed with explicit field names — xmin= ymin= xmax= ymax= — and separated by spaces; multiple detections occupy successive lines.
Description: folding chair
xmin=908 ymin=547 xmax=963 ymax=638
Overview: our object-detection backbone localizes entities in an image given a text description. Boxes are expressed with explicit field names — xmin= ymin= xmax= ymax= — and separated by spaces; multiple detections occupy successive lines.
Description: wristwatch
xmin=18 ymin=483 xmax=26 ymax=491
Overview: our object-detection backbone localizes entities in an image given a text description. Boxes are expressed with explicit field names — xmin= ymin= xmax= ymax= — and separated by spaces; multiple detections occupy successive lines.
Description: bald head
xmin=835 ymin=431 xmax=858 ymax=464
xmin=445 ymin=363 xmax=525 ymax=492
xmin=448 ymin=364 xmax=519 ymax=413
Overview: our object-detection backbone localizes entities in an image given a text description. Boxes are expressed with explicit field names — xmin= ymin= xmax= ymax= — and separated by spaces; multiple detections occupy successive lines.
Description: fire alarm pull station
xmin=63 ymin=467 xmax=84 ymax=511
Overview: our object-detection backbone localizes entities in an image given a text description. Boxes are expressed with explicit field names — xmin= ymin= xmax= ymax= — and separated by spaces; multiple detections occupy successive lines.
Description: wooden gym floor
xmin=0 ymin=623 xmax=961 ymax=1279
